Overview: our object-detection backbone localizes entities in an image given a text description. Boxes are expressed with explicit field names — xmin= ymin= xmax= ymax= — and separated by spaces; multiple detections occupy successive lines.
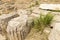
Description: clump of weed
xmin=33 ymin=13 xmax=54 ymax=33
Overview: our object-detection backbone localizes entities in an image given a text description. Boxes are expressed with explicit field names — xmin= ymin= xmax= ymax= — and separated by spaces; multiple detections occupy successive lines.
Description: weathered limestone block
xmin=0 ymin=13 xmax=19 ymax=35
xmin=40 ymin=4 xmax=60 ymax=10
xmin=49 ymin=23 xmax=60 ymax=40
xmin=7 ymin=15 xmax=33 ymax=40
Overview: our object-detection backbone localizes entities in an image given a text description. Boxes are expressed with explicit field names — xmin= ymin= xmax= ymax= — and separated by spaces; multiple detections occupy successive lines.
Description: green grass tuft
xmin=33 ymin=13 xmax=54 ymax=32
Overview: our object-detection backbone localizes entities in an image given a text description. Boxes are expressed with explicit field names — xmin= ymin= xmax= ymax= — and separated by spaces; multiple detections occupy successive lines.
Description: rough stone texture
xmin=0 ymin=34 xmax=6 ymax=40
xmin=0 ymin=13 xmax=19 ymax=35
xmin=6 ymin=15 xmax=33 ymax=40
xmin=49 ymin=23 xmax=60 ymax=40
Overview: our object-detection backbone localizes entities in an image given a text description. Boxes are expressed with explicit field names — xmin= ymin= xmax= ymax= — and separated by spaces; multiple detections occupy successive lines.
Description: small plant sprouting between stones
xmin=33 ymin=13 xmax=54 ymax=33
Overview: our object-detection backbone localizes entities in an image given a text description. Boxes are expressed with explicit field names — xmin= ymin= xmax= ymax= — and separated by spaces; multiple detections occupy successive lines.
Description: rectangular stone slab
xmin=39 ymin=4 xmax=60 ymax=10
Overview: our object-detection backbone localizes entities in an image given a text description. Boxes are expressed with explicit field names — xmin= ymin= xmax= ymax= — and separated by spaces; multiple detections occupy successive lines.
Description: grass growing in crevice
xmin=33 ymin=13 xmax=54 ymax=33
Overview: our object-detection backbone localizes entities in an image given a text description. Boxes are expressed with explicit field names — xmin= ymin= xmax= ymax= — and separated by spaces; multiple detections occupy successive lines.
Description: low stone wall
xmin=6 ymin=15 xmax=33 ymax=40
xmin=0 ymin=9 xmax=34 ymax=40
